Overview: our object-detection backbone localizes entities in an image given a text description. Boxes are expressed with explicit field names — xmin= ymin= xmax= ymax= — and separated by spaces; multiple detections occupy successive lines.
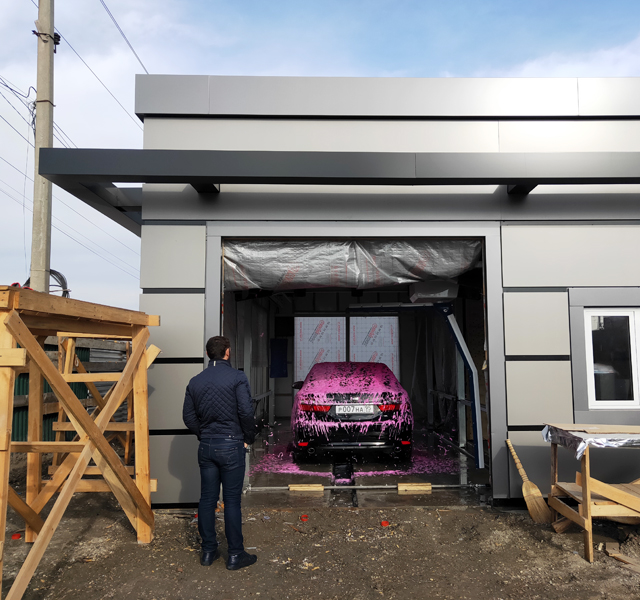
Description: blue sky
xmin=2 ymin=0 xmax=640 ymax=308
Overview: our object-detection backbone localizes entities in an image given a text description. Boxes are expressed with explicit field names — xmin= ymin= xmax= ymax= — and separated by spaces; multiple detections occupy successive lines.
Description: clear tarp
xmin=542 ymin=424 xmax=640 ymax=459
xmin=223 ymin=239 xmax=481 ymax=291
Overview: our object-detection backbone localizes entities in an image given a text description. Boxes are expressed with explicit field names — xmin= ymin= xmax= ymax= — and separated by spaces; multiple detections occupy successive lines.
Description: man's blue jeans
xmin=197 ymin=438 xmax=246 ymax=555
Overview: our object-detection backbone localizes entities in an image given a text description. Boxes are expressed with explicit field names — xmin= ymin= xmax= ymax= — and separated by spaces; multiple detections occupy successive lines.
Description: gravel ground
xmin=3 ymin=491 xmax=640 ymax=600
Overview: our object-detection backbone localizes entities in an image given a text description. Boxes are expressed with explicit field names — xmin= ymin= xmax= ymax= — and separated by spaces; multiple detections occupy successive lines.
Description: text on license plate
xmin=335 ymin=404 xmax=375 ymax=415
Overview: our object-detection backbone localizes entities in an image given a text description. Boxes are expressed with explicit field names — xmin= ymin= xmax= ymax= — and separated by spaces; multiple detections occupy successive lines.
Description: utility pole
xmin=30 ymin=0 xmax=55 ymax=293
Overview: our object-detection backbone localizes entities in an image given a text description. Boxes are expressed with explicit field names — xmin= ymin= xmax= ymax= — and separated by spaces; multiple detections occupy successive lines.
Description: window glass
xmin=590 ymin=315 xmax=633 ymax=401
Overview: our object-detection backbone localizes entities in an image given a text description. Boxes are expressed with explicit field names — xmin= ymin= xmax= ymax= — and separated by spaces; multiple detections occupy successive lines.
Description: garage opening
xmin=221 ymin=238 xmax=490 ymax=502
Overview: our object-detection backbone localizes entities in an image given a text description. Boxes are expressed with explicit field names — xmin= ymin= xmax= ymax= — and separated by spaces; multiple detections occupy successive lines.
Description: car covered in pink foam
xmin=291 ymin=362 xmax=413 ymax=461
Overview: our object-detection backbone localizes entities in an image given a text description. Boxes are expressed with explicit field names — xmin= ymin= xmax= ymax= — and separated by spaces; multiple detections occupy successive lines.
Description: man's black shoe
xmin=226 ymin=551 xmax=257 ymax=571
xmin=201 ymin=550 xmax=220 ymax=566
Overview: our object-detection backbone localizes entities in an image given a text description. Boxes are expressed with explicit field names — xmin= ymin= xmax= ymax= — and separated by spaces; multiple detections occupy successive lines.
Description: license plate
xmin=335 ymin=404 xmax=375 ymax=415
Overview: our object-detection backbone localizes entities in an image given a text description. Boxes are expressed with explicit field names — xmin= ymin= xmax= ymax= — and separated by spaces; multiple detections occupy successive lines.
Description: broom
xmin=506 ymin=439 xmax=553 ymax=524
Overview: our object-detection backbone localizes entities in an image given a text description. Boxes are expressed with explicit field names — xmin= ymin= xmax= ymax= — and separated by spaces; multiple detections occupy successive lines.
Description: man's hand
xmin=244 ymin=443 xmax=248 ymax=448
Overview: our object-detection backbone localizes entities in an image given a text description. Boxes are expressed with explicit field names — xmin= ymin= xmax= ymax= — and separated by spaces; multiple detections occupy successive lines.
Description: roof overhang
xmin=40 ymin=148 xmax=640 ymax=236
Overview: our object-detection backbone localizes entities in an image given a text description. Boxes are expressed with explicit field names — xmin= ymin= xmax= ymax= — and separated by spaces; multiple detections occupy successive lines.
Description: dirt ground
xmin=4 ymin=485 xmax=640 ymax=600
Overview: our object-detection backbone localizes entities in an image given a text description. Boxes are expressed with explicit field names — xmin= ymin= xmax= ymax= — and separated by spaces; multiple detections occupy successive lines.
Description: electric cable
xmin=0 ymin=181 xmax=141 ymax=274
xmin=27 ymin=0 xmax=143 ymax=131
xmin=1 ymin=187 xmax=139 ymax=279
xmin=0 ymin=113 xmax=34 ymax=147
xmin=97 ymin=0 xmax=149 ymax=74
xmin=0 ymin=153 xmax=140 ymax=256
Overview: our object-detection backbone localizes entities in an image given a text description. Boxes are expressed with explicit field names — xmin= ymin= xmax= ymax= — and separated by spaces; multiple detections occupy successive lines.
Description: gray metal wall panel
xmin=150 ymin=434 xmax=200 ymax=504
xmin=140 ymin=225 xmax=206 ymax=288
xmin=579 ymin=78 xmax=640 ymax=117
xmin=205 ymin=234 xmax=222 ymax=345
xmin=139 ymin=294 xmax=205 ymax=358
xmin=137 ymin=75 xmax=583 ymax=117
xmin=143 ymin=118 xmax=500 ymax=152
xmin=502 ymin=225 xmax=640 ymax=288
xmin=141 ymin=183 xmax=640 ymax=223
xmin=506 ymin=362 xmax=573 ymax=426
xmin=503 ymin=292 xmax=570 ymax=356
xmin=136 ymin=74 xmax=210 ymax=116
xmin=499 ymin=120 xmax=640 ymax=152
xmin=148 ymin=363 xmax=203 ymax=430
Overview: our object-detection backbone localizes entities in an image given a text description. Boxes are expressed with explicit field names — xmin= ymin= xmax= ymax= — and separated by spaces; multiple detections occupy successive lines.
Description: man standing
xmin=183 ymin=336 xmax=258 ymax=570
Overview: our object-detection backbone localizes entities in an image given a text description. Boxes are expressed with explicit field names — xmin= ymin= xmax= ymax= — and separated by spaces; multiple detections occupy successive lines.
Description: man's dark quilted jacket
xmin=183 ymin=359 xmax=256 ymax=444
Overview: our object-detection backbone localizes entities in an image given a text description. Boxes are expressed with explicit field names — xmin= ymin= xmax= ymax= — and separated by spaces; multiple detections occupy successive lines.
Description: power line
xmin=0 ymin=186 xmax=140 ymax=279
xmin=98 ymin=0 xmax=149 ymax=74
xmin=0 ymin=113 xmax=34 ymax=147
xmin=27 ymin=0 xmax=143 ymax=132
xmin=0 ymin=153 xmax=140 ymax=256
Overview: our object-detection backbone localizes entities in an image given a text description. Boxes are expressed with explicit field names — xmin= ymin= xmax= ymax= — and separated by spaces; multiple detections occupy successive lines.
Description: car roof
xmin=300 ymin=362 xmax=404 ymax=395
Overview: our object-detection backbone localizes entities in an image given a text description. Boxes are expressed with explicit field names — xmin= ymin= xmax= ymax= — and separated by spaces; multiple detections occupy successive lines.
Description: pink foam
xmin=298 ymin=362 xmax=405 ymax=397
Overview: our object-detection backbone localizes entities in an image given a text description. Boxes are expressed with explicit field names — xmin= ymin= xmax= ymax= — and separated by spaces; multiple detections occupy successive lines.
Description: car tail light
xmin=401 ymin=440 xmax=411 ymax=445
xmin=297 ymin=442 xmax=309 ymax=447
xmin=377 ymin=404 xmax=400 ymax=411
xmin=299 ymin=403 xmax=331 ymax=412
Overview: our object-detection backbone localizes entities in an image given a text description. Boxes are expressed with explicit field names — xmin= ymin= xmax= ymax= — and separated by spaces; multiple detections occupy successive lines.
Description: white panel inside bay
xmin=350 ymin=316 xmax=400 ymax=379
xmin=294 ymin=316 xmax=346 ymax=382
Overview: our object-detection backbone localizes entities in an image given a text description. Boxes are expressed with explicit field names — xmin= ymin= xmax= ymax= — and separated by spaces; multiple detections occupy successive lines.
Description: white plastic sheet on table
xmin=223 ymin=239 xmax=481 ymax=291
xmin=542 ymin=424 xmax=640 ymax=460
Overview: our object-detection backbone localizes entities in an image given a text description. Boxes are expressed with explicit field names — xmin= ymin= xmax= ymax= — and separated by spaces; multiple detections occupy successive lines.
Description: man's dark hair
xmin=206 ymin=336 xmax=230 ymax=360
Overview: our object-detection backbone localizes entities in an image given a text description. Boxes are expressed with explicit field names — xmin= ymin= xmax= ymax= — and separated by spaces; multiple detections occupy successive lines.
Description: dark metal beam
xmin=190 ymin=183 xmax=220 ymax=194
xmin=507 ymin=184 xmax=538 ymax=195
xmin=40 ymin=148 xmax=640 ymax=187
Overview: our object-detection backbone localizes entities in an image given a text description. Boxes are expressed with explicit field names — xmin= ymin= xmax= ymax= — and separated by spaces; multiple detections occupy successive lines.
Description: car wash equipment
xmin=506 ymin=439 xmax=553 ymax=524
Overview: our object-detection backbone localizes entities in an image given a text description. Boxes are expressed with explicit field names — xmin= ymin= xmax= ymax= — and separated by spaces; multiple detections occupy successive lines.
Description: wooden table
xmin=545 ymin=423 xmax=640 ymax=562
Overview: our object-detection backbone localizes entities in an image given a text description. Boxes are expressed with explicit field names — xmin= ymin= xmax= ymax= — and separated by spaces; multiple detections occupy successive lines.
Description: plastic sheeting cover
xmin=223 ymin=239 xmax=481 ymax=291
xmin=542 ymin=425 xmax=640 ymax=460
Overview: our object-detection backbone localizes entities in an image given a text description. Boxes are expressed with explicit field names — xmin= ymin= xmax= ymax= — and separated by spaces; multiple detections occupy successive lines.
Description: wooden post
xmin=132 ymin=326 xmax=152 ymax=543
xmin=124 ymin=341 xmax=133 ymax=465
xmin=25 ymin=338 xmax=45 ymax=543
xmin=581 ymin=446 xmax=594 ymax=562
xmin=549 ymin=442 xmax=558 ymax=522
xmin=0 ymin=314 xmax=18 ymax=597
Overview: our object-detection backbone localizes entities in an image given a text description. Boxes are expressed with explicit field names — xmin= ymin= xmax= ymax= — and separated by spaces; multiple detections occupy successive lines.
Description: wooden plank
xmin=11 ymin=442 xmax=86 ymax=453
xmin=72 ymin=355 xmax=105 ymax=409
xmin=62 ymin=373 xmax=122 ymax=383
xmin=20 ymin=314 xmax=134 ymax=338
xmin=397 ymin=483 xmax=432 ymax=493
xmin=0 ymin=312 xmax=18 ymax=598
xmin=133 ymin=328 xmax=152 ymax=544
xmin=582 ymin=447 xmax=594 ymax=563
xmin=57 ymin=331 xmax=132 ymax=340
xmin=4 ymin=311 xmax=154 ymax=526
xmin=555 ymin=482 xmax=609 ymax=504
xmin=0 ymin=291 xmax=12 ymax=309
xmin=12 ymin=289 xmax=155 ymax=326
xmin=0 ymin=349 xmax=27 ymax=367
xmin=589 ymin=478 xmax=640 ymax=514
xmin=49 ymin=464 xmax=135 ymax=475
xmin=591 ymin=504 xmax=640 ymax=517
xmin=7 ymin=487 xmax=43 ymax=534
xmin=288 ymin=484 xmax=325 ymax=492
xmin=548 ymin=496 xmax=586 ymax=528
xmin=26 ymin=345 xmax=44 ymax=543
xmin=52 ymin=422 xmax=134 ymax=432
xmin=73 ymin=479 xmax=157 ymax=493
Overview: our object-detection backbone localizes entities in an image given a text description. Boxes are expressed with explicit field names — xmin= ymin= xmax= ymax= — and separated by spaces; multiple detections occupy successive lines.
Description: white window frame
xmin=584 ymin=309 xmax=640 ymax=409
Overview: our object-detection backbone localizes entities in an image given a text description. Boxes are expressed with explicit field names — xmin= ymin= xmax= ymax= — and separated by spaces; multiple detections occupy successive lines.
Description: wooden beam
xmin=57 ymin=331 xmax=132 ymax=339
xmin=0 ymin=312 xmax=17 ymax=598
xmin=133 ymin=328 xmax=152 ymax=543
xmin=11 ymin=442 xmax=86 ymax=453
xmin=4 ymin=311 xmax=154 ymax=525
xmin=11 ymin=288 xmax=156 ymax=327
xmin=62 ymin=372 xmax=123 ymax=383
xmin=26 ymin=343 xmax=44 ymax=542
xmin=72 ymin=354 xmax=105 ymax=409
xmin=73 ymin=479 xmax=157 ymax=493
xmin=7 ymin=487 xmax=44 ymax=534
xmin=20 ymin=314 xmax=134 ymax=338
xmin=0 ymin=349 xmax=27 ymax=367
xmin=49 ymin=464 xmax=135 ymax=475
xmin=52 ymin=422 xmax=135 ymax=432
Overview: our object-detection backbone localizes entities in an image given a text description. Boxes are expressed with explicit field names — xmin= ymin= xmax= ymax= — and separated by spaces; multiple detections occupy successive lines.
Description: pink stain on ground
xmin=248 ymin=444 xmax=460 ymax=479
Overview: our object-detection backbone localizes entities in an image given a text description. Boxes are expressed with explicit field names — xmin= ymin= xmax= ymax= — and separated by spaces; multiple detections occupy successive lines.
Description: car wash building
xmin=41 ymin=75 xmax=640 ymax=506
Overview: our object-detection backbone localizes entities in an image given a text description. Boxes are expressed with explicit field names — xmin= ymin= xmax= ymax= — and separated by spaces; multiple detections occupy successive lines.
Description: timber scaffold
xmin=0 ymin=286 xmax=161 ymax=600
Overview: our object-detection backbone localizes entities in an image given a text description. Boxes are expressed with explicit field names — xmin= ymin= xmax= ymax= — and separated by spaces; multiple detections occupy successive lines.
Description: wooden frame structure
xmin=0 ymin=286 xmax=160 ymax=599
xmin=547 ymin=423 xmax=640 ymax=562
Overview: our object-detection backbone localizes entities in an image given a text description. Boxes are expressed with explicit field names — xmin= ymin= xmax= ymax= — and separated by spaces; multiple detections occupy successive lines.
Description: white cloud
xmin=477 ymin=33 xmax=640 ymax=78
